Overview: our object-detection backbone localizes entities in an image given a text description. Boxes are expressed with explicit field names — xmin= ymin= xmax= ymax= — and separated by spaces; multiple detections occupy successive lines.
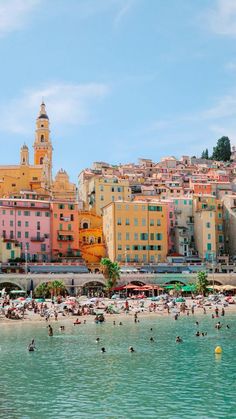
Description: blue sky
xmin=1 ymin=0 xmax=236 ymax=182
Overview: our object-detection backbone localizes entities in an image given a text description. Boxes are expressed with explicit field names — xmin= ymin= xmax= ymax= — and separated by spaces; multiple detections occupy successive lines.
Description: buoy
xmin=215 ymin=346 xmax=222 ymax=354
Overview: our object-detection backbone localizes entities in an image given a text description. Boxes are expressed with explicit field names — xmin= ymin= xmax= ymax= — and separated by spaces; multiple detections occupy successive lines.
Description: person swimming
xmin=129 ymin=346 xmax=135 ymax=352
xmin=226 ymin=325 xmax=230 ymax=329
xmin=48 ymin=325 xmax=53 ymax=336
xmin=195 ymin=321 xmax=199 ymax=326
xmin=176 ymin=336 xmax=183 ymax=343
xmin=119 ymin=322 xmax=123 ymax=326
xmin=150 ymin=337 xmax=154 ymax=342
xmin=195 ymin=331 xmax=200 ymax=337
xmin=28 ymin=339 xmax=36 ymax=351
xmin=60 ymin=325 xmax=65 ymax=331
xmin=96 ymin=337 xmax=100 ymax=343
xmin=101 ymin=347 xmax=106 ymax=353
xmin=74 ymin=318 xmax=81 ymax=325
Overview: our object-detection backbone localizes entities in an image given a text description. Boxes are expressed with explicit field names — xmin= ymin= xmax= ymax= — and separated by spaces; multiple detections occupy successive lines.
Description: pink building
xmin=0 ymin=198 xmax=51 ymax=262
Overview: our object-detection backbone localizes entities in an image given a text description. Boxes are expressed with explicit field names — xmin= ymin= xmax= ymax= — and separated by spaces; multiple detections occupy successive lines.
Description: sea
xmin=0 ymin=313 xmax=235 ymax=418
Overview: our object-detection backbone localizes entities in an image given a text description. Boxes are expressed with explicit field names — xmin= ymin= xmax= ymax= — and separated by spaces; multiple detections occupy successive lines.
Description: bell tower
xmin=33 ymin=102 xmax=53 ymax=185
xmin=20 ymin=144 xmax=29 ymax=165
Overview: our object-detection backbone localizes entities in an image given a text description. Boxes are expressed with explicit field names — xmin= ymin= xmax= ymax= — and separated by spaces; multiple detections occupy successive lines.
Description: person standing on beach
xmin=48 ymin=325 xmax=53 ymax=336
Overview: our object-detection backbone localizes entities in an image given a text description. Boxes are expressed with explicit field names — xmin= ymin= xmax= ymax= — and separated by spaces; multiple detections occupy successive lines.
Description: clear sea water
xmin=0 ymin=313 xmax=236 ymax=419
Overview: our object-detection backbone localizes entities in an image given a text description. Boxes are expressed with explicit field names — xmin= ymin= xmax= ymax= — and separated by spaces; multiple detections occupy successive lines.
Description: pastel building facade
xmin=0 ymin=198 xmax=51 ymax=261
xmin=103 ymin=201 xmax=168 ymax=264
xmin=51 ymin=201 xmax=79 ymax=260
xmin=193 ymin=196 xmax=224 ymax=261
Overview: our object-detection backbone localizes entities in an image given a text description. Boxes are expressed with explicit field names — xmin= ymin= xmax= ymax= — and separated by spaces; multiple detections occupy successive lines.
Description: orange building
xmin=51 ymin=201 xmax=79 ymax=261
xmin=78 ymin=210 xmax=106 ymax=269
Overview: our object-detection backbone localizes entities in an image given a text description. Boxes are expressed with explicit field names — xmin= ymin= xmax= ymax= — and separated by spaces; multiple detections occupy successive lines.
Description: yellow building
xmin=103 ymin=201 xmax=168 ymax=264
xmin=78 ymin=173 xmax=131 ymax=216
xmin=52 ymin=169 xmax=77 ymax=201
xmin=193 ymin=195 xmax=224 ymax=261
xmin=0 ymin=102 xmax=76 ymax=201
xmin=0 ymin=238 xmax=21 ymax=263
xmin=78 ymin=210 xmax=106 ymax=268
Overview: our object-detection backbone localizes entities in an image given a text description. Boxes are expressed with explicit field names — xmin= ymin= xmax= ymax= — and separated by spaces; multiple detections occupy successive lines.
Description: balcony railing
xmin=57 ymin=235 xmax=74 ymax=242
xmin=31 ymin=237 xmax=45 ymax=242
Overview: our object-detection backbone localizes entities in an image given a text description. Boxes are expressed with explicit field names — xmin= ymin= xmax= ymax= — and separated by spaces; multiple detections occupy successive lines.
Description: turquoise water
xmin=0 ymin=314 xmax=236 ymax=419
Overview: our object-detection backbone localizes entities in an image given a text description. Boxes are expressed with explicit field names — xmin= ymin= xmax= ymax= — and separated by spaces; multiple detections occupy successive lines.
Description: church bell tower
xmin=33 ymin=102 xmax=53 ymax=186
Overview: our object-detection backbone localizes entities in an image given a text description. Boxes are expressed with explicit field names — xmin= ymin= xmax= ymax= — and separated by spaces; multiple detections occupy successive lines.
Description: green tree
xmin=173 ymin=282 xmax=182 ymax=297
xmin=48 ymin=280 xmax=66 ymax=297
xmin=196 ymin=271 xmax=209 ymax=296
xmin=211 ymin=136 xmax=231 ymax=161
xmin=100 ymin=258 xmax=120 ymax=295
xmin=34 ymin=282 xmax=50 ymax=298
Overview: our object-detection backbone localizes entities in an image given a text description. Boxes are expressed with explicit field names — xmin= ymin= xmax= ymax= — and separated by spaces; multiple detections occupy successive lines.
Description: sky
xmin=1 ymin=0 xmax=236 ymax=182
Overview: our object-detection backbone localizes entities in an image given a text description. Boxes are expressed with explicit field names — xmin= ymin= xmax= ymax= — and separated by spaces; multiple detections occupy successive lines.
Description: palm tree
xmin=48 ymin=280 xmax=66 ymax=298
xmin=100 ymin=258 xmax=120 ymax=296
xmin=196 ymin=271 xmax=209 ymax=296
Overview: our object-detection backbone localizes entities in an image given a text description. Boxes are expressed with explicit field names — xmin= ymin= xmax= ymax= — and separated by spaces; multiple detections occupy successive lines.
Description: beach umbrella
xmin=182 ymin=285 xmax=196 ymax=292
xmin=123 ymin=284 xmax=139 ymax=290
xmin=175 ymin=297 xmax=185 ymax=302
xmin=223 ymin=285 xmax=236 ymax=291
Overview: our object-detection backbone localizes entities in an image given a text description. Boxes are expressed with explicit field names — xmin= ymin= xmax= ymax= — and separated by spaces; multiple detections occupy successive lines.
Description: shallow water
xmin=0 ymin=314 xmax=235 ymax=419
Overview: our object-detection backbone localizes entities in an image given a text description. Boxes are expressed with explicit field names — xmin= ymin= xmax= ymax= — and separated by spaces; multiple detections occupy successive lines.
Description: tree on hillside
xmin=201 ymin=148 xmax=209 ymax=159
xmin=211 ymin=136 xmax=231 ymax=161
xmin=100 ymin=258 xmax=120 ymax=295
xmin=196 ymin=271 xmax=209 ymax=296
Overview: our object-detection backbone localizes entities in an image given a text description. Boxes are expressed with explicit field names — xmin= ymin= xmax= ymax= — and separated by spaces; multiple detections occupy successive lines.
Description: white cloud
xmin=0 ymin=0 xmax=41 ymax=36
xmin=206 ymin=0 xmax=236 ymax=36
xmin=0 ymin=82 xmax=110 ymax=134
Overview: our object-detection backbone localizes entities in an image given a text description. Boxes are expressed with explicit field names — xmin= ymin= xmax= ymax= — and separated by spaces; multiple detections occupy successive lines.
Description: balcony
xmin=57 ymin=235 xmax=74 ymax=242
xmin=31 ymin=236 xmax=45 ymax=242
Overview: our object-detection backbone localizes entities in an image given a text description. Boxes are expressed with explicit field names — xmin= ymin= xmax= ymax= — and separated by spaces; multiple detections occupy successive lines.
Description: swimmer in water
xmin=96 ymin=337 xmax=100 ymax=343
xmin=226 ymin=325 xmax=230 ymax=329
xmin=150 ymin=328 xmax=153 ymax=331
xmin=176 ymin=336 xmax=183 ymax=343
xmin=101 ymin=347 xmax=106 ymax=353
xmin=48 ymin=325 xmax=53 ymax=336
xmin=195 ymin=331 xmax=200 ymax=337
xmin=113 ymin=321 xmax=116 ymax=326
xmin=28 ymin=339 xmax=36 ymax=351
xmin=195 ymin=321 xmax=199 ymax=326
xmin=60 ymin=325 xmax=65 ymax=331
xmin=129 ymin=346 xmax=135 ymax=352
xmin=150 ymin=337 xmax=154 ymax=342
xmin=119 ymin=322 xmax=123 ymax=326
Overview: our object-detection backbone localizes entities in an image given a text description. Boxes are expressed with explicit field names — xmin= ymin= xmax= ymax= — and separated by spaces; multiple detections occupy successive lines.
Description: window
xmin=10 ymin=231 xmax=13 ymax=239
xmin=157 ymin=245 xmax=162 ymax=251
xmin=10 ymin=210 xmax=13 ymax=215
xmin=126 ymin=232 xmax=130 ymax=240
xmin=100 ymin=185 xmax=104 ymax=191
xmin=219 ymin=235 xmax=223 ymax=243
xmin=118 ymin=232 xmax=122 ymax=241
xmin=2 ymin=210 xmax=5 ymax=215
xmin=169 ymin=212 xmax=173 ymax=219
xmin=142 ymin=218 xmax=146 ymax=226
xmin=117 ymin=254 xmax=122 ymax=261
xmin=126 ymin=245 xmax=130 ymax=251
xmin=143 ymin=254 xmax=147 ymax=262
xmin=140 ymin=233 xmax=148 ymax=240
xmin=59 ymin=224 xmax=63 ymax=231
xmin=184 ymin=200 xmax=187 ymax=205
xmin=134 ymin=254 xmax=139 ymax=262
xmin=134 ymin=233 xmax=138 ymax=241
xmin=45 ymin=212 xmax=50 ymax=217
xmin=41 ymin=244 xmax=46 ymax=252
xmin=157 ymin=219 xmax=161 ymax=226
xmin=24 ymin=211 xmax=30 ymax=216
xmin=218 ymin=213 xmax=222 ymax=219
xmin=208 ymin=234 xmax=211 ymax=240
xmin=111 ymin=196 xmax=115 ymax=202
xmin=37 ymin=222 xmax=40 ymax=230
xmin=125 ymin=205 xmax=129 ymax=210
xmin=68 ymin=224 xmax=72 ymax=231
xmin=150 ymin=233 xmax=154 ymax=240
xmin=156 ymin=233 xmax=162 ymax=240
xmin=17 ymin=221 xmax=21 ymax=227
xmin=58 ymin=204 xmax=65 ymax=209
xmin=25 ymin=221 xmax=29 ymax=227
xmin=36 ymin=211 xmax=41 ymax=217
xmin=117 ymin=218 xmax=122 ymax=225
xmin=6 ymin=243 xmax=11 ymax=250
xmin=148 ymin=205 xmax=162 ymax=211
xmin=150 ymin=219 xmax=154 ymax=226
xmin=218 ymin=225 xmax=223 ymax=231
xmin=25 ymin=231 xmax=29 ymax=238
xmin=134 ymin=218 xmax=138 ymax=226
xmin=125 ymin=218 xmax=130 ymax=225
xmin=207 ymin=243 xmax=212 ymax=251
xmin=17 ymin=232 xmax=21 ymax=238
xmin=10 ymin=220 xmax=13 ymax=227
xmin=68 ymin=204 xmax=74 ymax=210
xmin=118 ymin=244 xmax=122 ymax=250
xmin=150 ymin=255 xmax=155 ymax=262
xmin=18 ymin=210 xmax=21 ymax=216
xmin=100 ymin=195 xmax=104 ymax=201
xmin=206 ymin=222 xmax=210 ymax=228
